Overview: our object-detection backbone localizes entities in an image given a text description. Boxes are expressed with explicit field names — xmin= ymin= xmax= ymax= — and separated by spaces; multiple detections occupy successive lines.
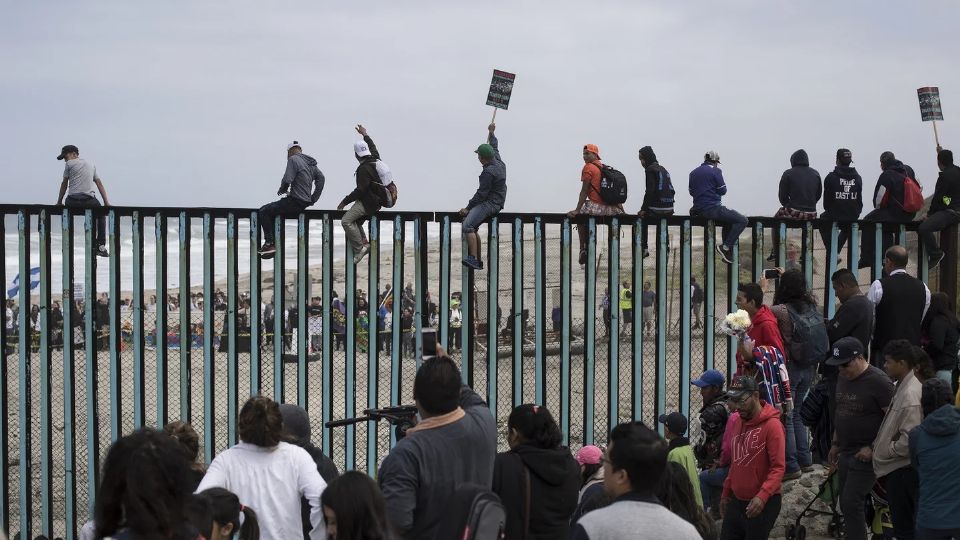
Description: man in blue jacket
xmin=689 ymin=151 xmax=748 ymax=264
xmin=909 ymin=378 xmax=960 ymax=539
xmin=459 ymin=123 xmax=506 ymax=270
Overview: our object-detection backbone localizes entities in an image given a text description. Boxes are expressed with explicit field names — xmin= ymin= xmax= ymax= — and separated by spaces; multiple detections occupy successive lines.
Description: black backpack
xmin=595 ymin=164 xmax=628 ymax=205
xmin=434 ymin=483 xmax=506 ymax=540
xmin=785 ymin=304 xmax=829 ymax=368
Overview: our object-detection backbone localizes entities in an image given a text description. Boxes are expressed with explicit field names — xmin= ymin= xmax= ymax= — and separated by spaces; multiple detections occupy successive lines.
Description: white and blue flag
xmin=7 ymin=267 xmax=40 ymax=298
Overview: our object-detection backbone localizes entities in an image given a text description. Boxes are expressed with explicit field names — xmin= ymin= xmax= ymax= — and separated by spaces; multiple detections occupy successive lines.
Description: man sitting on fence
xmin=769 ymin=149 xmax=821 ymax=261
xmin=378 ymin=347 xmax=496 ymax=538
xmin=918 ymin=148 xmax=960 ymax=269
xmin=258 ymin=141 xmax=325 ymax=259
xmin=460 ymin=122 xmax=507 ymax=271
xmin=56 ymin=144 xmax=112 ymax=258
xmin=689 ymin=150 xmax=748 ymax=264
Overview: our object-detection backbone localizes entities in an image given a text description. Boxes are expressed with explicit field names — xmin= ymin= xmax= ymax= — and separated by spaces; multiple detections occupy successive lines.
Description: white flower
xmin=718 ymin=309 xmax=752 ymax=336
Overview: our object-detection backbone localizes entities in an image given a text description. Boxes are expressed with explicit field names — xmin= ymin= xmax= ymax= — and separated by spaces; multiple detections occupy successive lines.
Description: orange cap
xmin=583 ymin=143 xmax=600 ymax=158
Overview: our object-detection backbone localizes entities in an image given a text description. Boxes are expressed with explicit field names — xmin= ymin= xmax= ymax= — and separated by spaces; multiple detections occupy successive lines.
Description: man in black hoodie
xmin=769 ymin=149 xmax=821 ymax=261
xmin=637 ymin=145 xmax=675 ymax=257
xmin=258 ymin=141 xmax=325 ymax=259
xmin=819 ymin=149 xmax=863 ymax=255
xmin=338 ymin=124 xmax=384 ymax=265
xmin=918 ymin=149 xmax=960 ymax=268
xmin=859 ymin=151 xmax=917 ymax=268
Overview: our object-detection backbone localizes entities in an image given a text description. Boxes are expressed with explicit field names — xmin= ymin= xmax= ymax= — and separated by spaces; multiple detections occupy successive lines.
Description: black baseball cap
xmin=57 ymin=145 xmax=78 ymax=160
xmin=658 ymin=411 xmax=688 ymax=436
xmin=726 ymin=375 xmax=759 ymax=400
xmin=825 ymin=336 xmax=865 ymax=366
xmin=836 ymin=148 xmax=852 ymax=162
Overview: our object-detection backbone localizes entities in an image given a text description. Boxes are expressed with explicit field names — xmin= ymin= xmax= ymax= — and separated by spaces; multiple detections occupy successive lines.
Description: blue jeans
xmin=785 ymin=364 xmax=815 ymax=472
xmin=462 ymin=201 xmax=502 ymax=234
xmin=694 ymin=205 xmax=748 ymax=249
xmin=699 ymin=466 xmax=729 ymax=510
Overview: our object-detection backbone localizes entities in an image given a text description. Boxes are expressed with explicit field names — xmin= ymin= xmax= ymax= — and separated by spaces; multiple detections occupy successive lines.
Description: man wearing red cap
xmin=568 ymin=143 xmax=623 ymax=265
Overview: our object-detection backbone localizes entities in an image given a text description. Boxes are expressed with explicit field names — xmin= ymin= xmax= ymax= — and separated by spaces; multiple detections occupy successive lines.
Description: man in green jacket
xmin=660 ymin=411 xmax=703 ymax=507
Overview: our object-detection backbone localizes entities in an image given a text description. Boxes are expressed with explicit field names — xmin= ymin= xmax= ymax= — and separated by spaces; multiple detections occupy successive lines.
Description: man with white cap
xmin=338 ymin=125 xmax=384 ymax=264
xmin=689 ymin=150 xmax=747 ymax=264
xmin=258 ymin=141 xmax=325 ymax=259
xmin=56 ymin=144 xmax=111 ymax=257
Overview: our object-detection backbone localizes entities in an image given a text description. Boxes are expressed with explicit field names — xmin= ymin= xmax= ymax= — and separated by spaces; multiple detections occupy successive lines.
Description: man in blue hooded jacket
xmin=689 ymin=150 xmax=748 ymax=264
xmin=909 ymin=378 xmax=960 ymax=539
xmin=459 ymin=123 xmax=506 ymax=270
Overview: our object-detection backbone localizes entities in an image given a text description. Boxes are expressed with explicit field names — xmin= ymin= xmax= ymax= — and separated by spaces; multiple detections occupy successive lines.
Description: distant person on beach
xmin=258 ymin=141 xmax=324 ymax=259
xmin=56 ymin=144 xmax=111 ymax=257
xmin=338 ymin=125 xmax=385 ymax=265
xmin=689 ymin=150 xmax=747 ymax=264
xmin=858 ymin=151 xmax=917 ymax=268
xmin=638 ymin=145 xmax=675 ymax=258
xmin=769 ymin=149 xmax=821 ymax=261
xmin=460 ymin=122 xmax=506 ymax=270
xmin=568 ymin=143 xmax=624 ymax=266
xmin=918 ymin=148 xmax=960 ymax=269
xmin=819 ymin=149 xmax=863 ymax=256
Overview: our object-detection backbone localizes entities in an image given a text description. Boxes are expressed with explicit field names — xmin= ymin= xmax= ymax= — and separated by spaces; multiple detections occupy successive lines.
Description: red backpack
xmin=900 ymin=174 xmax=924 ymax=213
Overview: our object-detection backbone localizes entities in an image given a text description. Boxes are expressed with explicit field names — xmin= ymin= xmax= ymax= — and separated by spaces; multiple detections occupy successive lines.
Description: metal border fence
xmin=0 ymin=203 xmax=948 ymax=539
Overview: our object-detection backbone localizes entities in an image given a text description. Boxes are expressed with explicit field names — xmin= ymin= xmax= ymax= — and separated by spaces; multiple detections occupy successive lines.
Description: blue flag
xmin=7 ymin=267 xmax=40 ymax=299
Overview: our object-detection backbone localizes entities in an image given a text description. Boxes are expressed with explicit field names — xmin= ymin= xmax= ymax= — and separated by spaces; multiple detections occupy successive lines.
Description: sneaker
xmin=783 ymin=470 xmax=802 ymax=481
xmin=643 ymin=248 xmax=650 ymax=259
xmin=801 ymin=465 xmax=815 ymax=473
xmin=258 ymin=243 xmax=276 ymax=259
xmin=716 ymin=245 xmax=734 ymax=264
xmin=353 ymin=243 xmax=370 ymax=265
xmin=578 ymin=249 xmax=587 ymax=266
xmin=930 ymin=253 xmax=945 ymax=270
xmin=96 ymin=245 xmax=109 ymax=258
xmin=766 ymin=251 xmax=777 ymax=262
xmin=463 ymin=256 xmax=483 ymax=270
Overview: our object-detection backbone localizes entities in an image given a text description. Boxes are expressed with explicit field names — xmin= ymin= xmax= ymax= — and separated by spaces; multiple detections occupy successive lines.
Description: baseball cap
xmin=287 ymin=141 xmax=301 ymax=151
xmin=575 ymin=444 xmax=603 ymax=466
xmin=704 ymin=150 xmax=721 ymax=163
xmin=57 ymin=145 xmax=79 ymax=160
xmin=691 ymin=369 xmax=725 ymax=389
xmin=825 ymin=336 xmax=865 ymax=366
xmin=475 ymin=143 xmax=495 ymax=159
xmin=354 ymin=140 xmax=372 ymax=157
xmin=726 ymin=375 xmax=759 ymax=400
xmin=836 ymin=148 xmax=852 ymax=161
xmin=658 ymin=412 xmax=688 ymax=436
xmin=583 ymin=143 xmax=601 ymax=158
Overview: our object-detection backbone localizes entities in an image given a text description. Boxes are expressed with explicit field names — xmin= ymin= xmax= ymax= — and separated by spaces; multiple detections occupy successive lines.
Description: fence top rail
xmin=0 ymin=204 xmax=923 ymax=231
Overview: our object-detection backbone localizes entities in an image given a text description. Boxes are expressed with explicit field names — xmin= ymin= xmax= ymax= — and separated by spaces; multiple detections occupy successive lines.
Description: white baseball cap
xmin=287 ymin=141 xmax=301 ymax=151
xmin=705 ymin=150 xmax=721 ymax=163
xmin=354 ymin=140 xmax=372 ymax=157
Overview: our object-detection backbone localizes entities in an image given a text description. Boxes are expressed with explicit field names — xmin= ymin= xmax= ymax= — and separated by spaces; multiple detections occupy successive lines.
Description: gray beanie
xmin=279 ymin=403 xmax=311 ymax=445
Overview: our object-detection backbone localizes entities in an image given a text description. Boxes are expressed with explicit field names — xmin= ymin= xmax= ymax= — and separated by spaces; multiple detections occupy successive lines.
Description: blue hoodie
xmin=909 ymin=404 xmax=960 ymax=529
xmin=689 ymin=162 xmax=727 ymax=211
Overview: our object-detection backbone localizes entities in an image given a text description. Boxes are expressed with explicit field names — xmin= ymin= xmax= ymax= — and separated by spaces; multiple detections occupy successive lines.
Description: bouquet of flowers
xmin=718 ymin=309 xmax=752 ymax=338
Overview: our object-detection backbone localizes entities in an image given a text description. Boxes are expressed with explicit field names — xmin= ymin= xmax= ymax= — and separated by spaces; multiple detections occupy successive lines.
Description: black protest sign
xmin=486 ymin=70 xmax=516 ymax=110
xmin=917 ymin=87 xmax=944 ymax=122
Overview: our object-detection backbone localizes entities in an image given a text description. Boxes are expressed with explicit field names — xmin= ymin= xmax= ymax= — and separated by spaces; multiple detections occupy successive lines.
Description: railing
xmin=0 ymin=203 xmax=949 ymax=539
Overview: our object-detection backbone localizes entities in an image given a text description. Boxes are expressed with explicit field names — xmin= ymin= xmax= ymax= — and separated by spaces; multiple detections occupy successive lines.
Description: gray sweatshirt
xmin=378 ymin=386 xmax=497 ymax=539
xmin=279 ymin=153 xmax=325 ymax=205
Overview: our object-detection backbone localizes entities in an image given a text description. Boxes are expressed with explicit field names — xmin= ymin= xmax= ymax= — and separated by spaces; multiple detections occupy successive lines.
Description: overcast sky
xmin=1 ymin=1 xmax=957 ymax=216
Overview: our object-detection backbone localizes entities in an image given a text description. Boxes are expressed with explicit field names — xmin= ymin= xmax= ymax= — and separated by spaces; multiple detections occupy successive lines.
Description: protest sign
xmin=486 ymin=69 xmax=516 ymax=121
xmin=917 ymin=87 xmax=944 ymax=147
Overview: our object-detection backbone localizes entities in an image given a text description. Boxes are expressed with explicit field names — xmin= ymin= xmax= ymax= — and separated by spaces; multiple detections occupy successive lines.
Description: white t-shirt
xmin=4 ymin=308 xmax=12 ymax=330
xmin=196 ymin=441 xmax=327 ymax=540
xmin=63 ymin=158 xmax=98 ymax=198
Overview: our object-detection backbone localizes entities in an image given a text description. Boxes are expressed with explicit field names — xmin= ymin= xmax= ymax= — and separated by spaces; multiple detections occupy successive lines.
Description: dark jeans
xmin=918 ymin=527 xmax=960 ymax=540
xmin=884 ymin=466 xmax=919 ymax=540
xmin=449 ymin=327 xmax=462 ymax=349
xmin=785 ymin=365 xmax=815 ymax=472
xmin=720 ymin=494 xmax=781 ymax=540
xmin=695 ymin=205 xmax=748 ymax=250
xmin=859 ymin=208 xmax=913 ymax=268
xmin=259 ymin=197 xmax=309 ymax=244
xmin=838 ymin=452 xmax=876 ymax=540
xmin=918 ymin=210 xmax=960 ymax=259
xmin=818 ymin=216 xmax=853 ymax=256
xmin=64 ymin=194 xmax=106 ymax=247
xmin=699 ymin=466 xmax=729 ymax=510
xmin=640 ymin=210 xmax=674 ymax=250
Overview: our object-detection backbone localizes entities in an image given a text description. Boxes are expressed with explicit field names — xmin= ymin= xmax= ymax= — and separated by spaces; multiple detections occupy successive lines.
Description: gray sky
xmin=1 ymin=0 xmax=957 ymax=215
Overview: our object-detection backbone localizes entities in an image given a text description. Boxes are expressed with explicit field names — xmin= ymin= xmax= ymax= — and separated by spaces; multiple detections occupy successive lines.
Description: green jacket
xmin=667 ymin=438 xmax=703 ymax=508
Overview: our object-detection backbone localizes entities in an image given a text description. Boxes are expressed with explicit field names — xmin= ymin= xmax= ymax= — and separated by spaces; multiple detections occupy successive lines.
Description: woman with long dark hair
xmin=770 ymin=268 xmax=822 ymax=479
xmin=321 ymin=471 xmax=396 ymax=540
xmin=492 ymin=404 xmax=580 ymax=539
xmin=656 ymin=461 xmax=717 ymax=540
xmin=94 ymin=428 xmax=199 ymax=540
xmin=922 ymin=291 xmax=960 ymax=386
xmin=197 ymin=396 xmax=327 ymax=539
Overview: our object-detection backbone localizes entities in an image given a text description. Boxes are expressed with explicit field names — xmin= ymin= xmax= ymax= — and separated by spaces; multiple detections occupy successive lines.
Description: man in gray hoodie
xmin=258 ymin=141 xmax=325 ymax=258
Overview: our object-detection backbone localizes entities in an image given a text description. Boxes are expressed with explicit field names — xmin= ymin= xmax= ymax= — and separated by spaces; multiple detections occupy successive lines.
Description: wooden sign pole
xmin=933 ymin=119 xmax=941 ymax=148
xmin=491 ymin=107 xmax=498 ymax=123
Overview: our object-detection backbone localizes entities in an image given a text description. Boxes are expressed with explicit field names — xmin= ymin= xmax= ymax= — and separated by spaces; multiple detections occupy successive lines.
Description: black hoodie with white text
xmin=822 ymin=165 xmax=863 ymax=221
